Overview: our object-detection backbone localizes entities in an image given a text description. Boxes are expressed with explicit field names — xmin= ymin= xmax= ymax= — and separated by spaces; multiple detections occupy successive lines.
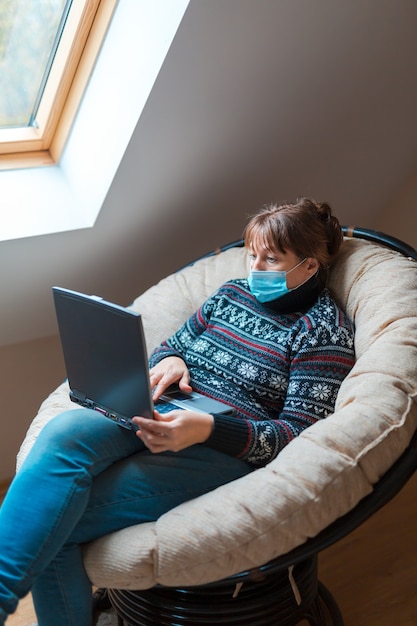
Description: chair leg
xmin=92 ymin=588 xmax=112 ymax=625
xmin=302 ymin=581 xmax=344 ymax=626
xmin=106 ymin=558 xmax=346 ymax=626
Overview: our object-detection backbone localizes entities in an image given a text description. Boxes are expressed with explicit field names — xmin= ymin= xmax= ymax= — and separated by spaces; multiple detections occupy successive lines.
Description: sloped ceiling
xmin=109 ymin=0 xmax=417 ymax=229
xmin=96 ymin=0 xmax=417 ymax=291
xmin=1 ymin=0 xmax=417 ymax=345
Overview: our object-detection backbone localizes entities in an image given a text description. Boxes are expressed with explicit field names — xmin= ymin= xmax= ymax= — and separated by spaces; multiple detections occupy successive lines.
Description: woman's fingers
xmin=149 ymin=357 xmax=191 ymax=400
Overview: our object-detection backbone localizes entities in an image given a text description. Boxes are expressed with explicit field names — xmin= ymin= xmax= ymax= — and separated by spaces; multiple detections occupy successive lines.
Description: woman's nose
xmin=252 ymin=259 xmax=264 ymax=271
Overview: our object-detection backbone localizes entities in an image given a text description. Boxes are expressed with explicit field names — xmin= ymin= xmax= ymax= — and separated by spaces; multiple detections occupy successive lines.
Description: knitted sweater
xmin=149 ymin=278 xmax=355 ymax=468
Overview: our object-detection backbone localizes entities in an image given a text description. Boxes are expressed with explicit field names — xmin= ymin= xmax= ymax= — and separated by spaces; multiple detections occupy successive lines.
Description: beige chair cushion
xmin=16 ymin=238 xmax=417 ymax=589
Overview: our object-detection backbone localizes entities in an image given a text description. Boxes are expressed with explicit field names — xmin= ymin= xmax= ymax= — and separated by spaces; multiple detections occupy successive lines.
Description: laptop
xmin=52 ymin=286 xmax=235 ymax=430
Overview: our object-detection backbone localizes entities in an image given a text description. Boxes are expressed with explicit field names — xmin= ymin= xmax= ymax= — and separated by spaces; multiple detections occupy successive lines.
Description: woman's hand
xmin=149 ymin=356 xmax=192 ymax=400
xmin=132 ymin=410 xmax=214 ymax=453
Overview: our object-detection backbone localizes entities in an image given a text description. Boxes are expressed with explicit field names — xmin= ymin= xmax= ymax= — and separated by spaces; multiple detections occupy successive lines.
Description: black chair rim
xmin=187 ymin=226 xmax=417 ymax=267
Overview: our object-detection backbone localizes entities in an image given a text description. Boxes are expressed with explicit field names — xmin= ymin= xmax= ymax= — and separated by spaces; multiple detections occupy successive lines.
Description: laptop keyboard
xmin=155 ymin=400 xmax=184 ymax=414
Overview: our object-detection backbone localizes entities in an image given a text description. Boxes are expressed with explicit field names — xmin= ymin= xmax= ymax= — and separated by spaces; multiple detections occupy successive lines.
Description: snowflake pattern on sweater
xmin=149 ymin=279 xmax=355 ymax=468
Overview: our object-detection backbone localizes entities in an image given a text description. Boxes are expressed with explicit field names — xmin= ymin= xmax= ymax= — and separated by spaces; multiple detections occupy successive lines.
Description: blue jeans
xmin=0 ymin=409 xmax=252 ymax=626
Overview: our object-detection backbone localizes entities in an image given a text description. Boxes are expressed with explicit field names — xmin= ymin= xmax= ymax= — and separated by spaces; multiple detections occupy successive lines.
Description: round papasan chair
xmin=16 ymin=227 xmax=417 ymax=625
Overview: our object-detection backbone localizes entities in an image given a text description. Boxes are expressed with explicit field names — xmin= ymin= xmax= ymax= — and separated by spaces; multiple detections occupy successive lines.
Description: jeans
xmin=0 ymin=409 xmax=252 ymax=626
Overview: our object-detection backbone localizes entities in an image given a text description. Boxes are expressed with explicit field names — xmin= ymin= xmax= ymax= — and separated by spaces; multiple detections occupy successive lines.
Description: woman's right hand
xmin=149 ymin=356 xmax=192 ymax=401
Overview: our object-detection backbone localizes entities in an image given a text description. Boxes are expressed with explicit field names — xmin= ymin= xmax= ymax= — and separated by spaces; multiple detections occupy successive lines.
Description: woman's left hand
xmin=132 ymin=410 xmax=214 ymax=453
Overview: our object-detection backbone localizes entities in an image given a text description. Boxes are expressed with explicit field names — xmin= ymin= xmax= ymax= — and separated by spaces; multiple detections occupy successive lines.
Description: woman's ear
xmin=306 ymin=258 xmax=320 ymax=273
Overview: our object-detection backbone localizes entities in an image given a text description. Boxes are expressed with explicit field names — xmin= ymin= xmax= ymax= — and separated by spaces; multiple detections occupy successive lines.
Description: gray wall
xmin=1 ymin=0 xmax=417 ymax=479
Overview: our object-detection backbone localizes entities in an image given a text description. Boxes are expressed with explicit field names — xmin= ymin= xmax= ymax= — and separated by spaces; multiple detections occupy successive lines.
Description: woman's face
xmin=247 ymin=237 xmax=319 ymax=290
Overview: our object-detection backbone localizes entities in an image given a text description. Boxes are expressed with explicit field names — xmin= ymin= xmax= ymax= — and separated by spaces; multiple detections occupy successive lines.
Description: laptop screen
xmin=53 ymin=287 xmax=154 ymax=421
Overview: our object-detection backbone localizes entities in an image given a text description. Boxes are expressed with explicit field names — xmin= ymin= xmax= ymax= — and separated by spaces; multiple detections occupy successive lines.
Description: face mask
xmin=248 ymin=258 xmax=306 ymax=303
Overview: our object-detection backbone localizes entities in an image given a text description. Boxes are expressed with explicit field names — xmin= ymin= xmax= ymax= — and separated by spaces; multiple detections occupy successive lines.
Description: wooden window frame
xmin=0 ymin=0 xmax=118 ymax=171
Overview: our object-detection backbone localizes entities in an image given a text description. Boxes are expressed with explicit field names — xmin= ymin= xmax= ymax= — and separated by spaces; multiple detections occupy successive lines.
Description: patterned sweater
xmin=149 ymin=278 xmax=355 ymax=468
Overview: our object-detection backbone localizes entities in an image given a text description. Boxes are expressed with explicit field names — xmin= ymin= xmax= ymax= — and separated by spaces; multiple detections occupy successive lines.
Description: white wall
xmin=1 ymin=0 xmax=417 ymax=480
xmin=377 ymin=169 xmax=417 ymax=241
xmin=0 ymin=336 xmax=65 ymax=482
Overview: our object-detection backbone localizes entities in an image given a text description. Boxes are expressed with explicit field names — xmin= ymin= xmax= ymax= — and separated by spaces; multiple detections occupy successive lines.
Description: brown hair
xmin=244 ymin=198 xmax=343 ymax=288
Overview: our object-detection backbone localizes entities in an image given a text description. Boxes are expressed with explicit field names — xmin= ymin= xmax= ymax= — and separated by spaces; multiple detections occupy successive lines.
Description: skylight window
xmin=0 ymin=0 xmax=117 ymax=169
xmin=0 ymin=0 xmax=190 ymax=241
xmin=0 ymin=0 xmax=69 ymax=129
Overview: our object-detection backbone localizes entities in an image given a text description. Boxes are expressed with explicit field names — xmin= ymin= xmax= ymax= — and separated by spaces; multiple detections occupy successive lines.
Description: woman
xmin=0 ymin=198 xmax=355 ymax=626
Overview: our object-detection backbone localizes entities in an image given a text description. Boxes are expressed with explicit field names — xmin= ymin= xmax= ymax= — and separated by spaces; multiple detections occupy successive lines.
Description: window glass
xmin=0 ymin=0 xmax=69 ymax=129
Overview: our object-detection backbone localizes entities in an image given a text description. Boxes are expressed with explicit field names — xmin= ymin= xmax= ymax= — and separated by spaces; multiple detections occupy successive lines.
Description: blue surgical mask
xmin=248 ymin=258 xmax=307 ymax=303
